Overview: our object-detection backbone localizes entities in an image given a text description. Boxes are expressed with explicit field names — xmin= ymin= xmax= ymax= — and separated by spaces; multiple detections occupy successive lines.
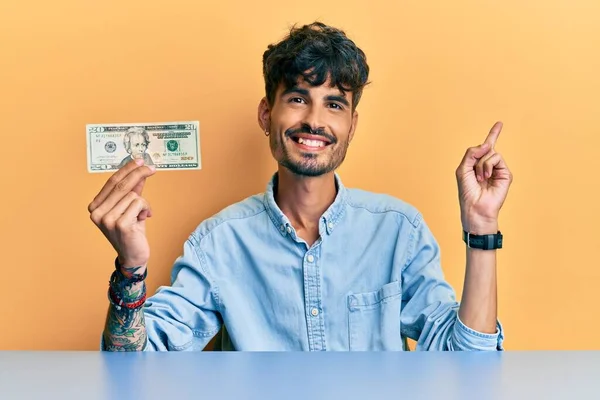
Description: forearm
xmin=103 ymin=304 xmax=147 ymax=351
xmin=103 ymin=272 xmax=148 ymax=351
xmin=458 ymin=223 xmax=498 ymax=334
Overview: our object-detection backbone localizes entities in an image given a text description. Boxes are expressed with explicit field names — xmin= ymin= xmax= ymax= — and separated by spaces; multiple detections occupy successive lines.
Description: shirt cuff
xmin=452 ymin=315 xmax=504 ymax=351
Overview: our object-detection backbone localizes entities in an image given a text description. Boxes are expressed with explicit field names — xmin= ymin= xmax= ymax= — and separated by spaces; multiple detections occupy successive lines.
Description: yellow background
xmin=1 ymin=0 xmax=598 ymax=350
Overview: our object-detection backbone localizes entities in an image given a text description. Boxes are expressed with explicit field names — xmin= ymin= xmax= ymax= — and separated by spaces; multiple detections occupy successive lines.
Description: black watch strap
xmin=463 ymin=231 xmax=503 ymax=250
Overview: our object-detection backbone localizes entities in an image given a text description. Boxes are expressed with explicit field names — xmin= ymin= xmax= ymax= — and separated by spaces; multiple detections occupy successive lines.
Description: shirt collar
xmin=263 ymin=172 xmax=348 ymax=237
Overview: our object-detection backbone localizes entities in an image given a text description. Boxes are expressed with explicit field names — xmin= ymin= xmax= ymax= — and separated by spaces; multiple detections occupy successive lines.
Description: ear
xmin=348 ymin=110 xmax=359 ymax=143
xmin=257 ymin=97 xmax=271 ymax=133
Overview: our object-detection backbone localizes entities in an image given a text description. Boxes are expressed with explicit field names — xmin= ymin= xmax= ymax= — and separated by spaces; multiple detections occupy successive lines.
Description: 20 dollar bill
xmin=86 ymin=121 xmax=201 ymax=173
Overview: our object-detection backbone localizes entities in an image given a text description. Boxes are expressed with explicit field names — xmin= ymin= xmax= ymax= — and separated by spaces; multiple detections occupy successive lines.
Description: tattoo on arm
xmin=103 ymin=271 xmax=148 ymax=352
xmin=120 ymin=265 xmax=145 ymax=281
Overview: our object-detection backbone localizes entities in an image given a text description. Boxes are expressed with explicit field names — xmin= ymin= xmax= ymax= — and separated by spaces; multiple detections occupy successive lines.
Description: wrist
xmin=108 ymin=276 xmax=147 ymax=310
xmin=462 ymin=215 xmax=498 ymax=235
xmin=116 ymin=257 xmax=147 ymax=280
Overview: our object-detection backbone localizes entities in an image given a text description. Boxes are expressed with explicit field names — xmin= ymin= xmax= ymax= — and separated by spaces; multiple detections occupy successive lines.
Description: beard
xmin=270 ymin=126 xmax=350 ymax=177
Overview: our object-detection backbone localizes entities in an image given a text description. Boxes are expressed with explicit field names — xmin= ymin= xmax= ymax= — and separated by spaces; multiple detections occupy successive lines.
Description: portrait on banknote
xmin=116 ymin=127 xmax=155 ymax=169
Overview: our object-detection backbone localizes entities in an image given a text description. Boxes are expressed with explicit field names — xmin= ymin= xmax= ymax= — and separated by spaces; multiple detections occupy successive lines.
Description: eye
xmin=289 ymin=97 xmax=306 ymax=104
xmin=328 ymin=103 xmax=343 ymax=110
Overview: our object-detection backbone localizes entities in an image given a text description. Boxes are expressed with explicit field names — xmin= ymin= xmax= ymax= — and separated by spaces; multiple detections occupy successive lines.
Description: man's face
xmin=265 ymin=78 xmax=358 ymax=177
xmin=129 ymin=134 xmax=148 ymax=158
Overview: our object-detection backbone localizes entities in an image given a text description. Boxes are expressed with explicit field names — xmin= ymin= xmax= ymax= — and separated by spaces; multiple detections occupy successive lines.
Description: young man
xmin=89 ymin=22 xmax=512 ymax=351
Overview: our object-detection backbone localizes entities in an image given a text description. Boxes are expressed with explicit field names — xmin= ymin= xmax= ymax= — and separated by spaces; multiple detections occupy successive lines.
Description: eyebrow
xmin=326 ymin=95 xmax=350 ymax=107
xmin=282 ymin=87 xmax=309 ymax=97
xmin=282 ymin=87 xmax=350 ymax=107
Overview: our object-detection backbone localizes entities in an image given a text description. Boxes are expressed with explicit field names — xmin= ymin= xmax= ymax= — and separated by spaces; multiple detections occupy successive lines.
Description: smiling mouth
xmin=290 ymin=134 xmax=332 ymax=150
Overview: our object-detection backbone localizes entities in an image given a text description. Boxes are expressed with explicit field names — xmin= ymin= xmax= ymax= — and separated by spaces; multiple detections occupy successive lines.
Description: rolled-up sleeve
xmin=143 ymin=236 xmax=221 ymax=351
xmin=451 ymin=315 xmax=504 ymax=350
xmin=399 ymin=214 xmax=503 ymax=351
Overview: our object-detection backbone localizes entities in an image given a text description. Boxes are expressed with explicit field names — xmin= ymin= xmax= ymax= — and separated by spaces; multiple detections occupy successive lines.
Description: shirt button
xmin=307 ymin=254 xmax=314 ymax=263
xmin=327 ymin=222 xmax=334 ymax=229
xmin=311 ymin=308 xmax=319 ymax=316
xmin=286 ymin=226 xmax=292 ymax=233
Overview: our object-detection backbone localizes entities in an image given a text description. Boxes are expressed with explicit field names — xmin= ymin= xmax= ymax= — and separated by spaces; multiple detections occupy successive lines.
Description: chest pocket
xmin=347 ymin=280 xmax=404 ymax=351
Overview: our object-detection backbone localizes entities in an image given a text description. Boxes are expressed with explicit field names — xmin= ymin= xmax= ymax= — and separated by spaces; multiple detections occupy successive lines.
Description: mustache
xmin=285 ymin=124 xmax=337 ymax=144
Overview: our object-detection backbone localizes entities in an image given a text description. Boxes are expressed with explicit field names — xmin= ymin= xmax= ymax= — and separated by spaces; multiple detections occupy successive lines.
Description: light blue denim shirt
xmin=129 ymin=173 xmax=503 ymax=351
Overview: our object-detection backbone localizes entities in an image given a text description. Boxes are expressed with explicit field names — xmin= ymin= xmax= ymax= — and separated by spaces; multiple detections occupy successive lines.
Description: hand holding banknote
xmin=88 ymin=159 xmax=156 ymax=271
xmin=86 ymin=121 xmax=201 ymax=272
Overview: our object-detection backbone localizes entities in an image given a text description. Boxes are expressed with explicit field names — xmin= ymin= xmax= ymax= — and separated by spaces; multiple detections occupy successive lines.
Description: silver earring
xmin=264 ymin=130 xmax=270 ymax=136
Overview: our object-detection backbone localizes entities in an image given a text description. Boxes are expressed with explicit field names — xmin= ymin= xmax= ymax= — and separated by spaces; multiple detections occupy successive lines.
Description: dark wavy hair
xmin=262 ymin=22 xmax=370 ymax=111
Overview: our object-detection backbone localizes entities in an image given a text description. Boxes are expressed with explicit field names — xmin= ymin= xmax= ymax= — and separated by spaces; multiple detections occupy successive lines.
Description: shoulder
xmin=190 ymin=193 xmax=267 ymax=243
xmin=344 ymin=187 xmax=423 ymax=228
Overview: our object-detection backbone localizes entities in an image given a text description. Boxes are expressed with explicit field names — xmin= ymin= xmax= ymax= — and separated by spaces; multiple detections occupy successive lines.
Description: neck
xmin=275 ymin=168 xmax=337 ymax=234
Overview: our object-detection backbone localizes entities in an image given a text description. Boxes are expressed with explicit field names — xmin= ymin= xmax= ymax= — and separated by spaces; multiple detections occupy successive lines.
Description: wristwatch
xmin=463 ymin=230 xmax=503 ymax=250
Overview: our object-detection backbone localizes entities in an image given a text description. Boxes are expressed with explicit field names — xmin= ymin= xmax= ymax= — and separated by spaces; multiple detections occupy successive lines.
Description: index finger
xmin=88 ymin=159 xmax=153 ymax=213
xmin=484 ymin=121 xmax=503 ymax=148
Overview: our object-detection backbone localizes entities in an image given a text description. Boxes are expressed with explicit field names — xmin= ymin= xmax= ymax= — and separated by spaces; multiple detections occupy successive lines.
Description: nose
xmin=302 ymin=104 xmax=325 ymax=133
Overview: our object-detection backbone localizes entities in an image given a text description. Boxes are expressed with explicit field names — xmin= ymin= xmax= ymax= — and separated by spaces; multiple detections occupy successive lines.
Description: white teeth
xmin=298 ymin=138 xmax=325 ymax=147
